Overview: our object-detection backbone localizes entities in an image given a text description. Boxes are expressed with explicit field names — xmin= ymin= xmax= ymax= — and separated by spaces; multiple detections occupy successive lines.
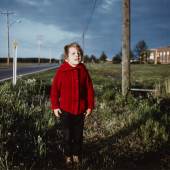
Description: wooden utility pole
xmin=82 ymin=32 xmax=85 ymax=63
xmin=0 ymin=11 xmax=14 ymax=66
xmin=37 ymin=34 xmax=43 ymax=64
xmin=82 ymin=32 xmax=85 ymax=52
xmin=122 ymin=0 xmax=131 ymax=96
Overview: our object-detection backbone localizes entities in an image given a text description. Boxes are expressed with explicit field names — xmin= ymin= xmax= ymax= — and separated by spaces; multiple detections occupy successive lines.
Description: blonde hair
xmin=64 ymin=42 xmax=83 ymax=60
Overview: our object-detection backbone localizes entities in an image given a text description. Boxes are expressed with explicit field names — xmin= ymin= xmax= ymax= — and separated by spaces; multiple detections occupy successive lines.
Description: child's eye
xmin=71 ymin=52 xmax=81 ymax=55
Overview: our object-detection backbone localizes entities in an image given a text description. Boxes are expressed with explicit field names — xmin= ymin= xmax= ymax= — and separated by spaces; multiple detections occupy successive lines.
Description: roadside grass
xmin=0 ymin=63 xmax=170 ymax=169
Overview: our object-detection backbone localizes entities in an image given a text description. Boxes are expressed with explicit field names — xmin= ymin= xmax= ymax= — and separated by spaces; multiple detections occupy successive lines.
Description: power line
xmin=0 ymin=11 xmax=14 ymax=16
xmin=82 ymin=0 xmax=99 ymax=52
xmin=83 ymin=0 xmax=98 ymax=35
xmin=36 ymin=34 xmax=43 ymax=64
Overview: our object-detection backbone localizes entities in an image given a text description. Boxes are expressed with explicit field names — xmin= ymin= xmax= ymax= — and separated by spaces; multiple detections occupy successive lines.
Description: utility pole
xmin=82 ymin=32 xmax=85 ymax=52
xmin=122 ymin=0 xmax=131 ymax=96
xmin=49 ymin=48 xmax=52 ymax=64
xmin=82 ymin=32 xmax=85 ymax=62
xmin=37 ymin=35 xmax=43 ymax=64
xmin=0 ymin=11 xmax=14 ymax=66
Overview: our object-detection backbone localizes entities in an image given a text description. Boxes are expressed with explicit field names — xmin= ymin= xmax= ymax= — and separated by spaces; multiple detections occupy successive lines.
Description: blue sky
xmin=0 ymin=0 xmax=170 ymax=59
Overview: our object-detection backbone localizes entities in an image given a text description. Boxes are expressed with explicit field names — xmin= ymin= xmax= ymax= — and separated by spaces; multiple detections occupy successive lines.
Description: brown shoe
xmin=72 ymin=155 xmax=80 ymax=164
xmin=65 ymin=156 xmax=72 ymax=166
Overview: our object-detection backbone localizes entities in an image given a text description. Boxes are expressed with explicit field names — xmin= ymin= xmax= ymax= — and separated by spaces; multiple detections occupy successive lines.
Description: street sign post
xmin=13 ymin=40 xmax=18 ymax=86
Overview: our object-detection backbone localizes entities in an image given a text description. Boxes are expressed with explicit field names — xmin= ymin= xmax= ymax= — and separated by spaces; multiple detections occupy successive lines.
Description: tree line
xmin=0 ymin=40 xmax=148 ymax=64
xmin=83 ymin=40 xmax=149 ymax=64
xmin=0 ymin=57 xmax=60 ymax=64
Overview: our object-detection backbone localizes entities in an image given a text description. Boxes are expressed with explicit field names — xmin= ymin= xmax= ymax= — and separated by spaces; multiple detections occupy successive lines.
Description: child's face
xmin=67 ymin=47 xmax=81 ymax=67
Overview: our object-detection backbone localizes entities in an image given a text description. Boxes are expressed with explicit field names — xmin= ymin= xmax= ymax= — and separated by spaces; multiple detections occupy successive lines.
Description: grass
xmin=0 ymin=63 xmax=170 ymax=169
xmin=88 ymin=63 xmax=170 ymax=86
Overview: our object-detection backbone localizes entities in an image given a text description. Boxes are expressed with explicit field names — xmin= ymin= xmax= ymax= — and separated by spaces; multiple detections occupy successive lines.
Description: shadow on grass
xmin=81 ymin=113 xmax=162 ymax=170
xmin=4 ymin=97 xmax=170 ymax=170
xmin=33 ymin=108 xmax=169 ymax=170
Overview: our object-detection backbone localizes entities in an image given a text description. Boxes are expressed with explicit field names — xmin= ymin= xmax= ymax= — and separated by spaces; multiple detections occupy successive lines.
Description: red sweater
xmin=50 ymin=62 xmax=94 ymax=115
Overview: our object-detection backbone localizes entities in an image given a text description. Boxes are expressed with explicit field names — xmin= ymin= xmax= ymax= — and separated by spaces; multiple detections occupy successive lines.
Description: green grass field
xmin=0 ymin=63 xmax=170 ymax=170
xmin=30 ymin=63 xmax=170 ymax=88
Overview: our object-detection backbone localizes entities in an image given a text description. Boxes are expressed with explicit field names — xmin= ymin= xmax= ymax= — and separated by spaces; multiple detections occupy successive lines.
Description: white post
xmin=13 ymin=40 xmax=18 ymax=86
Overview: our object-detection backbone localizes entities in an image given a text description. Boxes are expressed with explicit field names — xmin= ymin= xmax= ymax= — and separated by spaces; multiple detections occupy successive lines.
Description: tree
xmin=130 ymin=50 xmax=135 ymax=59
xmin=112 ymin=52 xmax=122 ymax=64
xmin=60 ymin=53 xmax=65 ymax=63
xmin=99 ymin=51 xmax=107 ymax=62
xmin=134 ymin=40 xmax=148 ymax=63
xmin=122 ymin=0 xmax=130 ymax=96
xmin=83 ymin=55 xmax=90 ymax=63
xmin=90 ymin=55 xmax=98 ymax=63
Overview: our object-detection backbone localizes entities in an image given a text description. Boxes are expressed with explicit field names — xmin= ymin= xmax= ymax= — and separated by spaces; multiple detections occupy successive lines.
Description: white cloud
xmin=16 ymin=0 xmax=39 ymax=7
xmin=16 ymin=0 xmax=51 ymax=7
xmin=0 ymin=17 xmax=81 ymax=58
xmin=100 ymin=0 xmax=119 ymax=13
xmin=13 ymin=19 xmax=78 ymax=43
xmin=43 ymin=0 xmax=51 ymax=6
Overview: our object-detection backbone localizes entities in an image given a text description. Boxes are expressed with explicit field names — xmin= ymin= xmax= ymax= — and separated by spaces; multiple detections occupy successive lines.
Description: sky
xmin=0 ymin=0 xmax=170 ymax=59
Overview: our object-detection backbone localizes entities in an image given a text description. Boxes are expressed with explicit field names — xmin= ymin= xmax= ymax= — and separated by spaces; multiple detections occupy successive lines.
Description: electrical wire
xmin=83 ymin=0 xmax=99 ymax=35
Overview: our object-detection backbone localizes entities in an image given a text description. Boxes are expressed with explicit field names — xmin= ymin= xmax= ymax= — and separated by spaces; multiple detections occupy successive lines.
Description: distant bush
xmin=112 ymin=55 xmax=121 ymax=64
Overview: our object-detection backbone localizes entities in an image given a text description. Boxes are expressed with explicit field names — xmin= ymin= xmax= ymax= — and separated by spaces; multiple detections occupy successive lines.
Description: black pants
xmin=60 ymin=111 xmax=84 ymax=156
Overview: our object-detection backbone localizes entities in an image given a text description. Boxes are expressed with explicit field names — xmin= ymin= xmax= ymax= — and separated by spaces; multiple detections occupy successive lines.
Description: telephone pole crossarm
xmin=0 ymin=11 xmax=15 ymax=65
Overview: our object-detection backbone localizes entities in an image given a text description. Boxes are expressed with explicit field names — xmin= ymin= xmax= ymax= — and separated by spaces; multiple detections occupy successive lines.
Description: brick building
xmin=149 ymin=46 xmax=170 ymax=64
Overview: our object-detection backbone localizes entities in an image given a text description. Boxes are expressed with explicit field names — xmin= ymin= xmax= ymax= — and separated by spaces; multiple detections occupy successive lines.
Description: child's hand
xmin=54 ymin=109 xmax=62 ymax=118
xmin=84 ymin=108 xmax=92 ymax=117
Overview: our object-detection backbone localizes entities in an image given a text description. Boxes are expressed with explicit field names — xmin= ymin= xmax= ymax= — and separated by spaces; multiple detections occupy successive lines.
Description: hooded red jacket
xmin=50 ymin=62 xmax=94 ymax=115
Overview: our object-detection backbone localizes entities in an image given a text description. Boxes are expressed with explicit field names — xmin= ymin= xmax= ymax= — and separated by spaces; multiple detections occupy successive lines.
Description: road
xmin=0 ymin=64 xmax=59 ymax=82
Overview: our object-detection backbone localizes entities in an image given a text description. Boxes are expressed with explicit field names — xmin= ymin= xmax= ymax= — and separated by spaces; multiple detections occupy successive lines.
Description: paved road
xmin=0 ymin=64 xmax=59 ymax=82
